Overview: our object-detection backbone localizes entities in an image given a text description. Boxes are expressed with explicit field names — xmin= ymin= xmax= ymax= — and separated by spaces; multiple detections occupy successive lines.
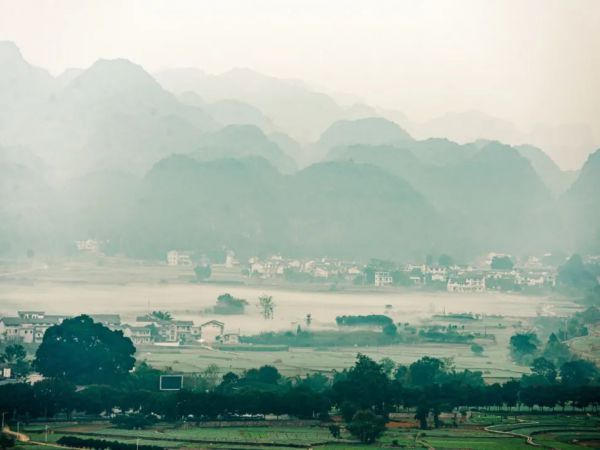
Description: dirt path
xmin=483 ymin=421 xmax=541 ymax=447
xmin=2 ymin=426 xmax=30 ymax=442
xmin=2 ymin=426 xmax=75 ymax=449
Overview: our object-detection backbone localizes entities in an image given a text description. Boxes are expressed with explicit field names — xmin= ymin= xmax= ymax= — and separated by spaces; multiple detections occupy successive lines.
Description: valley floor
xmin=14 ymin=414 xmax=600 ymax=450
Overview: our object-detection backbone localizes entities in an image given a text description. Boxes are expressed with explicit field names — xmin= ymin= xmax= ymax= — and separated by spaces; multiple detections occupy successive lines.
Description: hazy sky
xmin=1 ymin=0 xmax=599 ymax=167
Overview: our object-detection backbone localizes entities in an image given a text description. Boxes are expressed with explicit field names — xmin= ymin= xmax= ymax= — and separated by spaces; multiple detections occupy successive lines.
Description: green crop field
xmin=18 ymin=413 xmax=600 ymax=450
xmin=138 ymin=314 xmax=528 ymax=380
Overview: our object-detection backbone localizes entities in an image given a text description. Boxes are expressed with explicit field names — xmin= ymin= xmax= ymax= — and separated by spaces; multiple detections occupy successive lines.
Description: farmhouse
xmin=0 ymin=313 xmax=64 ymax=343
xmin=0 ymin=311 xmax=123 ymax=344
xmin=122 ymin=325 xmax=153 ymax=345
xmin=447 ymin=275 xmax=486 ymax=293
xmin=374 ymin=271 xmax=393 ymax=287
xmin=221 ymin=332 xmax=240 ymax=344
xmin=426 ymin=266 xmax=448 ymax=282
xmin=156 ymin=320 xmax=195 ymax=343
xmin=199 ymin=320 xmax=225 ymax=344
xmin=76 ymin=239 xmax=100 ymax=253
xmin=167 ymin=250 xmax=193 ymax=266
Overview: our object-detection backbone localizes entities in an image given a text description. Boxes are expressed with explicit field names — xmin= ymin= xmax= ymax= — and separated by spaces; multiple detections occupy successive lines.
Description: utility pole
xmin=45 ymin=425 xmax=49 ymax=442
xmin=136 ymin=438 xmax=140 ymax=450
xmin=1 ymin=411 xmax=6 ymax=429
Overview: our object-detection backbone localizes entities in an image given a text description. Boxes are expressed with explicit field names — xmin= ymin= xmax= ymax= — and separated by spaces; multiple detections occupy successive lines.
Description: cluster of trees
xmin=0 ymin=433 xmax=15 ymax=450
xmin=0 ymin=343 xmax=29 ymax=377
xmin=242 ymin=320 xmax=484 ymax=347
xmin=556 ymin=254 xmax=600 ymax=309
xmin=149 ymin=311 xmax=172 ymax=321
xmin=510 ymin=307 xmax=599 ymax=366
xmin=490 ymin=255 xmax=514 ymax=270
xmin=2 ymin=354 xmax=599 ymax=444
xmin=194 ymin=264 xmax=212 ymax=281
xmin=417 ymin=326 xmax=474 ymax=344
xmin=334 ymin=314 xmax=400 ymax=337
xmin=335 ymin=315 xmax=394 ymax=328
xmin=210 ymin=293 xmax=248 ymax=314
xmin=557 ymin=254 xmax=599 ymax=291
xmin=510 ymin=331 xmax=578 ymax=366
xmin=240 ymin=329 xmax=409 ymax=347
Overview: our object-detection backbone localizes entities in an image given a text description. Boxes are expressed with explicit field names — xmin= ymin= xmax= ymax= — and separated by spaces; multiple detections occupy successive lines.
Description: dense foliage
xmin=2 ymin=354 xmax=599 ymax=438
xmin=57 ymin=436 xmax=163 ymax=450
xmin=211 ymin=293 xmax=248 ymax=314
xmin=34 ymin=315 xmax=136 ymax=385
xmin=335 ymin=315 xmax=394 ymax=327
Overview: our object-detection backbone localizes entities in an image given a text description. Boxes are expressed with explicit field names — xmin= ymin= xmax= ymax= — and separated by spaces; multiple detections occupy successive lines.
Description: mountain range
xmin=0 ymin=41 xmax=598 ymax=261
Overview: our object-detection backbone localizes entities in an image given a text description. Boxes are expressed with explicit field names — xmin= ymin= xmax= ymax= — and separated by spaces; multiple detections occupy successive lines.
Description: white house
xmin=123 ymin=325 xmax=153 ymax=345
xmin=167 ymin=250 xmax=193 ymax=266
xmin=76 ymin=239 xmax=100 ymax=253
xmin=447 ymin=275 xmax=486 ymax=293
xmin=426 ymin=266 xmax=448 ymax=283
xmin=0 ymin=314 xmax=65 ymax=344
xmin=313 ymin=267 xmax=330 ymax=279
xmin=374 ymin=271 xmax=393 ymax=287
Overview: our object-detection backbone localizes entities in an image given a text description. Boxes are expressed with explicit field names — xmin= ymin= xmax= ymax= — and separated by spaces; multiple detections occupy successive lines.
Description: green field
xmin=139 ymin=315 xmax=528 ymax=381
xmin=17 ymin=413 xmax=600 ymax=450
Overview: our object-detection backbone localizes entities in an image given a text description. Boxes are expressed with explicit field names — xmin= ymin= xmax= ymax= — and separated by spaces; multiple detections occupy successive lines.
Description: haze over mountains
xmin=0 ymin=41 xmax=599 ymax=261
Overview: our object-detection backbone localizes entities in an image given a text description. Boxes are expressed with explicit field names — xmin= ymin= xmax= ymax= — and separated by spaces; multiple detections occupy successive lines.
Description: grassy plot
xmin=140 ymin=336 xmax=525 ymax=380
xmin=19 ymin=414 xmax=600 ymax=450
xmin=138 ymin=313 xmax=528 ymax=381
xmin=54 ymin=425 xmax=336 ymax=446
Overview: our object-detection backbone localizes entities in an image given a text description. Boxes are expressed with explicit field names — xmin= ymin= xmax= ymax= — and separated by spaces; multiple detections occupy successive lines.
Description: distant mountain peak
xmin=68 ymin=58 xmax=162 ymax=93
xmin=217 ymin=123 xmax=267 ymax=137
xmin=222 ymin=67 xmax=269 ymax=80
xmin=572 ymin=148 xmax=600 ymax=187
xmin=318 ymin=117 xmax=413 ymax=149
xmin=584 ymin=147 xmax=600 ymax=166
xmin=0 ymin=40 xmax=23 ymax=63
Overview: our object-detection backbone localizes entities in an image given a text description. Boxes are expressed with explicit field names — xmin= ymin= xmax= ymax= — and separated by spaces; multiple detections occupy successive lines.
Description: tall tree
xmin=491 ymin=255 xmax=514 ymax=270
xmin=557 ymin=254 xmax=597 ymax=289
xmin=531 ymin=357 xmax=557 ymax=383
xmin=34 ymin=315 xmax=136 ymax=385
xmin=509 ymin=332 xmax=539 ymax=363
xmin=560 ymin=359 xmax=599 ymax=386
xmin=0 ymin=344 xmax=29 ymax=377
xmin=347 ymin=409 xmax=387 ymax=443
xmin=542 ymin=333 xmax=572 ymax=366
xmin=438 ymin=254 xmax=453 ymax=267
xmin=408 ymin=356 xmax=445 ymax=387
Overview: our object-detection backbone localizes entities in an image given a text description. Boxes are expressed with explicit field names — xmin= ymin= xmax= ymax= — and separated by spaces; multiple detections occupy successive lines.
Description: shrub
xmin=336 ymin=315 xmax=393 ymax=327
xmin=347 ymin=409 xmax=387 ymax=443
xmin=110 ymin=413 xmax=157 ymax=429
xmin=471 ymin=343 xmax=484 ymax=355
xmin=57 ymin=437 xmax=163 ymax=450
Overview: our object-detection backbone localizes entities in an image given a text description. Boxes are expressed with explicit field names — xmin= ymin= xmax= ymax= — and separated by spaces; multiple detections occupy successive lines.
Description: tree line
xmin=1 ymin=354 xmax=599 ymax=442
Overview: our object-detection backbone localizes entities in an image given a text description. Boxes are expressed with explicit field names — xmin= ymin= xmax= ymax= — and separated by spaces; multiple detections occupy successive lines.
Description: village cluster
xmin=74 ymin=241 xmax=560 ymax=293
xmin=165 ymin=249 xmax=558 ymax=293
xmin=0 ymin=310 xmax=239 ymax=347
